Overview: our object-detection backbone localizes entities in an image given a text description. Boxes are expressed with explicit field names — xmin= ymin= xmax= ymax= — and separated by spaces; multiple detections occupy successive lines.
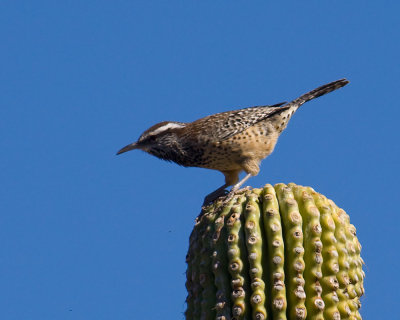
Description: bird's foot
xmin=221 ymin=186 xmax=251 ymax=206
xmin=202 ymin=186 xmax=252 ymax=211
xmin=202 ymin=188 xmax=229 ymax=209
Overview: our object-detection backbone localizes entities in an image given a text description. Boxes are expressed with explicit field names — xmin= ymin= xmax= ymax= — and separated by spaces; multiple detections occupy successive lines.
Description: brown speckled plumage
xmin=117 ymin=79 xmax=349 ymax=204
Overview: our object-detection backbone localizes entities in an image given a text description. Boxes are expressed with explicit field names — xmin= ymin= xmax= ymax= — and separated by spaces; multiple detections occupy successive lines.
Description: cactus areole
xmin=185 ymin=183 xmax=364 ymax=320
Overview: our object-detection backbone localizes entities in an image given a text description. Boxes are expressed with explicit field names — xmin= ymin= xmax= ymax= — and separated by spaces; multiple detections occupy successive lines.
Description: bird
xmin=117 ymin=79 xmax=349 ymax=205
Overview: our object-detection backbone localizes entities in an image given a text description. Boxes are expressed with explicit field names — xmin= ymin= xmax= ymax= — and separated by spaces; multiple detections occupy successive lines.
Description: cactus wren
xmin=117 ymin=79 xmax=349 ymax=205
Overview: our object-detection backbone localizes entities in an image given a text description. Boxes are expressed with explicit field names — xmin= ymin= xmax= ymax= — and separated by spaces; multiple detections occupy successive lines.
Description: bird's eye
xmin=141 ymin=135 xmax=157 ymax=144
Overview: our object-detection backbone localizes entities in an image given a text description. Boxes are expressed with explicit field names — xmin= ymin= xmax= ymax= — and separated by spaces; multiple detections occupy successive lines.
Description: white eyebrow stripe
xmin=151 ymin=122 xmax=186 ymax=135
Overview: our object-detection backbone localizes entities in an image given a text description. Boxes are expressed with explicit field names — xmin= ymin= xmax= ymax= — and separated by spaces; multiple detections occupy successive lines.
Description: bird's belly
xmin=198 ymin=129 xmax=279 ymax=171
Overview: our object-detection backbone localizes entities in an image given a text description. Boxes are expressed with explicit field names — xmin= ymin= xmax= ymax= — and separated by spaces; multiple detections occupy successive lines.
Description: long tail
xmin=271 ymin=79 xmax=349 ymax=133
xmin=288 ymin=78 xmax=349 ymax=108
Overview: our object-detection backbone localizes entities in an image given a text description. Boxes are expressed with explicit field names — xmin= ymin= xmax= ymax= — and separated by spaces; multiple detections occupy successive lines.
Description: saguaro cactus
xmin=185 ymin=183 xmax=364 ymax=320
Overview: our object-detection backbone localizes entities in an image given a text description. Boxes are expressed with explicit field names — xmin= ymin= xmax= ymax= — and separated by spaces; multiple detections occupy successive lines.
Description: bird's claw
xmin=202 ymin=189 xmax=229 ymax=209
xmin=201 ymin=186 xmax=252 ymax=211
xmin=220 ymin=186 xmax=251 ymax=206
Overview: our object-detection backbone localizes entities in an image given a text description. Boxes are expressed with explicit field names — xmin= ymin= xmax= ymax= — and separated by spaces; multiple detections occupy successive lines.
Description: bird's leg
xmin=202 ymin=170 xmax=243 ymax=208
xmin=223 ymin=173 xmax=253 ymax=203
xmin=221 ymin=160 xmax=259 ymax=204
xmin=202 ymin=183 xmax=229 ymax=207
xmin=232 ymin=173 xmax=253 ymax=192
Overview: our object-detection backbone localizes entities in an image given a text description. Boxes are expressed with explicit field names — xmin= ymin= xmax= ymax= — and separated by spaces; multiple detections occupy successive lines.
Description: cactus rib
xmin=261 ymin=184 xmax=287 ymax=320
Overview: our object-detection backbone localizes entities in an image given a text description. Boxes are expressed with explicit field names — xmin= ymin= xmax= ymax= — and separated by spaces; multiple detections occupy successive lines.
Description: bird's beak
xmin=116 ymin=142 xmax=139 ymax=155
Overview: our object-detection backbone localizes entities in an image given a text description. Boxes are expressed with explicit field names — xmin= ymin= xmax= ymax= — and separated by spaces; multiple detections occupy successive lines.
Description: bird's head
xmin=116 ymin=121 xmax=187 ymax=156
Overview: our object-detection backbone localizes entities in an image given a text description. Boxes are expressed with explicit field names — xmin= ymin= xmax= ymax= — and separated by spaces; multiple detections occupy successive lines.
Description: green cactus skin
xmin=275 ymin=184 xmax=307 ymax=320
xmin=226 ymin=194 xmax=251 ymax=319
xmin=261 ymin=185 xmax=287 ymax=320
xmin=199 ymin=209 xmax=219 ymax=320
xmin=212 ymin=202 xmax=235 ymax=319
xmin=311 ymin=191 xmax=341 ymax=320
xmin=185 ymin=183 xmax=364 ymax=320
xmin=291 ymin=184 xmax=324 ymax=320
xmin=244 ymin=192 xmax=268 ymax=320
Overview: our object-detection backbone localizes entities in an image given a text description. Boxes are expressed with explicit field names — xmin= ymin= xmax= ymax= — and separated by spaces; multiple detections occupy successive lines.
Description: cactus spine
xmin=185 ymin=183 xmax=364 ymax=320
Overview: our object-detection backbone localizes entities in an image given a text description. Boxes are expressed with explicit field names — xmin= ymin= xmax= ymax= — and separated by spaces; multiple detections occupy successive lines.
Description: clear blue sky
xmin=1 ymin=1 xmax=399 ymax=319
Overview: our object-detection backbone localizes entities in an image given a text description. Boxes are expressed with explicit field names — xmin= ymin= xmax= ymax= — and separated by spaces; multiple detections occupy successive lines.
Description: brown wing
xmin=186 ymin=102 xmax=288 ymax=142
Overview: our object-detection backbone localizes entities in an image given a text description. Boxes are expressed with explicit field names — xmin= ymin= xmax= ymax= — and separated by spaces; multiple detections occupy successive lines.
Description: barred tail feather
xmin=288 ymin=78 xmax=349 ymax=109
xmin=270 ymin=79 xmax=349 ymax=133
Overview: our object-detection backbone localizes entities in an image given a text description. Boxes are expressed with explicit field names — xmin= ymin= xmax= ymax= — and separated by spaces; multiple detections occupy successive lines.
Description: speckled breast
xmin=196 ymin=122 xmax=279 ymax=171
